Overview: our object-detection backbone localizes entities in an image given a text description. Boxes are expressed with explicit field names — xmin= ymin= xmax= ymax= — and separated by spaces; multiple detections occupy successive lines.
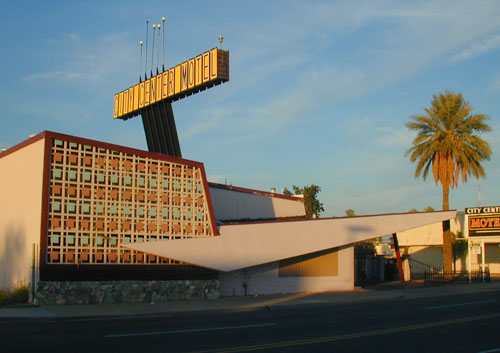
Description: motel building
xmin=0 ymin=131 xmax=457 ymax=304
xmin=0 ymin=41 xmax=467 ymax=304
xmin=381 ymin=208 xmax=500 ymax=281
xmin=464 ymin=207 xmax=500 ymax=277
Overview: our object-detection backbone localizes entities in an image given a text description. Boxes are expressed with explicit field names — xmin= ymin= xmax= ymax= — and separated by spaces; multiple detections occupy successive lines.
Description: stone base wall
xmin=34 ymin=280 xmax=220 ymax=305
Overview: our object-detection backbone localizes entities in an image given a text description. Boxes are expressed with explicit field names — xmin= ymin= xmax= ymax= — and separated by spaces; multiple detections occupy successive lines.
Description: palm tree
xmin=405 ymin=91 xmax=492 ymax=273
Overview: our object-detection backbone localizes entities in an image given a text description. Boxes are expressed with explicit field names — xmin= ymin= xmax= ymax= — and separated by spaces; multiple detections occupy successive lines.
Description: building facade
xmin=464 ymin=207 xmax=500 ymax=276
xmin=1 ymin=131 xmax=457 ymax=301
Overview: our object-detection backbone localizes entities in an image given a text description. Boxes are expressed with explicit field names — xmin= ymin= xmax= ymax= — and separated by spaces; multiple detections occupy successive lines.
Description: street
xmin=2 ymin=289 xmax=500 ymax=352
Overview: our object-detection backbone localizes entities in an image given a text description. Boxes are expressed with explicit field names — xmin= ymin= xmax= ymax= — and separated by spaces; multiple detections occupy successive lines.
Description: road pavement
xmin=2 ymin=281 xmax=500 ymax=352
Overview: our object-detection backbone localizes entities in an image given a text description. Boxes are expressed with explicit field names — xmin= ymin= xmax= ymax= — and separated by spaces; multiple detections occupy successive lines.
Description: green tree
xmin=451 ymin=231 xmax=468 ymax=272
xmin=423 ymin=206 xmax=435 ymax=212
xmin=283 ymin=185 xmax=324 ymax=218
xmin=405 ymin=91 xmax=492 ymax=273
xmin=408 ymin=208 xmax=418 ymax=213
xmin=344 ymin=209 xmax=356 ymax=217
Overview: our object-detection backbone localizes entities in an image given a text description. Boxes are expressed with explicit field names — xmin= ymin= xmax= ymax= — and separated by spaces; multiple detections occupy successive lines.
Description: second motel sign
xmin=466 ymin=206 xmax=500 ymax=237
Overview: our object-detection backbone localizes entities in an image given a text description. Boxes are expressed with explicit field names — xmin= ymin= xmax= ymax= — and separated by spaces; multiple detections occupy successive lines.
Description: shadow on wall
xmin=0 ymin=223 xmax=27 ymax=290
xmin=347 ymin=226 xmax=374 ymax=234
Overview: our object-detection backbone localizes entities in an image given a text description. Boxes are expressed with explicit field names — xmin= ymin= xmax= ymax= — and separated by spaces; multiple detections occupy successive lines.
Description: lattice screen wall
xmin=46 ymin=138 xmax=215 ymax=265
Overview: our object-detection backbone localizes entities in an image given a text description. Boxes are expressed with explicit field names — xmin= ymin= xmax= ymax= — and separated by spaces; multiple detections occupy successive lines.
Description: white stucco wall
xmin=209 ymin=187 xmax=305 ymax=221
xmin=219 ymin=245 xmax=354 ymax=296
xmin=404 ymin=246 xmax=444 ymax=269
xmin=0 ymin=139 xmax=45 ymax=290
xmin=395 ymin=213 xmax=466 ymax=272
xmin=396 ymin=214 xmax=462 ymax=246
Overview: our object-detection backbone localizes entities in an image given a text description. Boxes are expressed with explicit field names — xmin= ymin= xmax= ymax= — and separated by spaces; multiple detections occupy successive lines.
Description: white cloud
xmin=181 ymin=66 xmax=367 ymax=140
xmin=23 ymin=32 xmax=136 ymax=86
xmin=180 ymin=1 xmax=500 ymax=140
xmin=374 ymin=126 xmax=414 ymax=148
xmin=180 ymin=106 xmax=236 ymax=140
xmin=451 ymin=34 xmax=500 ymax=62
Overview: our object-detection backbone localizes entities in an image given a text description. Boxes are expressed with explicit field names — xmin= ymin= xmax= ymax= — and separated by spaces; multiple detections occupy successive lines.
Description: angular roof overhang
xmin=124 ymin=210 xmax=456 ymax=272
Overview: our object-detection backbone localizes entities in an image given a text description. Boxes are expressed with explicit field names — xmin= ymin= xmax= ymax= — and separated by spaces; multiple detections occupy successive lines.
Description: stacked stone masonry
xmin=35 ymin=280 xmax=220 ymax=305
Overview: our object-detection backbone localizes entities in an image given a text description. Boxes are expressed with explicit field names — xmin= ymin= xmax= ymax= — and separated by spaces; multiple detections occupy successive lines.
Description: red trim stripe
xmin=0 ymin=132 xmax=45 ymax=159
xmin=39 ymin=136 xmax=52 ymax=270
xmin=219 ymin=209 xmax=457 ymax=227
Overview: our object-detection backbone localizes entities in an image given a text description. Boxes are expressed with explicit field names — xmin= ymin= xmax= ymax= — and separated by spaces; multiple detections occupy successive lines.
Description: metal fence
xmin=424 ymin=270 xmax=491 ymax=286
xmin=356 ymin=257 xmax=385 ymax=281
xmin=407 ymin=257 xmax=441 ymax=280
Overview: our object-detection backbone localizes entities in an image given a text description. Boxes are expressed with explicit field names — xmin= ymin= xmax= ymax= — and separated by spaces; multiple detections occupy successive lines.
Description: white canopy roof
xmin=125 ymin=211 xmax=456 ymax=272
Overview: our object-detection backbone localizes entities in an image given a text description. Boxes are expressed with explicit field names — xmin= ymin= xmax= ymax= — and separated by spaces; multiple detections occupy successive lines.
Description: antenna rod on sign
xmin=151 ymin=24 xmax=156 ymax=75
xmin=477 ymin=179 xmax=486 ymax=206
xmin=162 ymin=16 xmax=166 ymax=70
xmin=156 ymin=23 xmax=161 ymax=73
xmin=219 ymin=34 xmax=223 ymax=49
xmin=145 ymin=20 xmax=149 ymax=78
xmin=139 ymin=41 xmax=144 ymax=82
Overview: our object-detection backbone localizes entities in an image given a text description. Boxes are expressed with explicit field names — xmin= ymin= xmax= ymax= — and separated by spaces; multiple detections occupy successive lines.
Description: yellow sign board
xmin=469 ymin=214 xmax=500 ymax=237
xmin=114 ymin=48 xmax=229 ymax=120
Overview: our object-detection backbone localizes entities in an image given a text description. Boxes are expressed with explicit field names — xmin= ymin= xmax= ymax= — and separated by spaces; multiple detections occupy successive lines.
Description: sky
xmin=1 ymin=1 xmax=499 ymax=217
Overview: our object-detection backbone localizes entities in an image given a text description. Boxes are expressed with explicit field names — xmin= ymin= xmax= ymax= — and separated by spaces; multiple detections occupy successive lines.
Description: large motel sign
xmin=114 ymin=47 xmax=229 ymax=157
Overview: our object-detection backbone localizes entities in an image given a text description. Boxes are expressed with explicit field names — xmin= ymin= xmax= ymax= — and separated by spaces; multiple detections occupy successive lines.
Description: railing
xmin=40 ymin=263 xmax=218 ymax=281
xmin=356 ymin=257 xmax=383 ymax=281
xmin=424 ymin=270 xmax=491 ymax=286
xmin=407 ymin=257 xmax=442 ymax=280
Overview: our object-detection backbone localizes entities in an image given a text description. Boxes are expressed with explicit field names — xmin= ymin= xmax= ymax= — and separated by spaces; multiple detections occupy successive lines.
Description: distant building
xmin=395 ymin=208 xmax=500 ymax=278
xmin=395 ymin=214 xmax=463 ymax=272
xmin=464 ymin=207 xmax=500 ymax=276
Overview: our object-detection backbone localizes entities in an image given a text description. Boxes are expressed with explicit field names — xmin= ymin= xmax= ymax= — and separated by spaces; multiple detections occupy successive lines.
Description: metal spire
xmin=162 ymin=16 xmax=166 ymax=70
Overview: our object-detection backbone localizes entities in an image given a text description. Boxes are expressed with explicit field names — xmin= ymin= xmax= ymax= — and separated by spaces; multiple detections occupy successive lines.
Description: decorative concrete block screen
xmin=46 ymin=137 xmax=215 ymax=265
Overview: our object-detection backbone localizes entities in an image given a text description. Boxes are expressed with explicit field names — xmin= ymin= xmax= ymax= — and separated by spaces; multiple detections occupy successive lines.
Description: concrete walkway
xmin=1 ymin=281 xmax=499 ymax=320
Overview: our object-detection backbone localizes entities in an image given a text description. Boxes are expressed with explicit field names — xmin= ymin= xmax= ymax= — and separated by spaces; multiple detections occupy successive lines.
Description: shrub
xmin=0 ymin=290 xmax=8 ymax=305
xmin=10 ymin=286 xmax=29 ymax=303
xmin=0 ymin=284 xmax=29 ymax=306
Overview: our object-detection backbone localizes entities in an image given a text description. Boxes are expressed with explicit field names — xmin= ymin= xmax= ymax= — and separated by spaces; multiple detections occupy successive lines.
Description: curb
xmin=1 ymin=282 xmax=500 ymax=322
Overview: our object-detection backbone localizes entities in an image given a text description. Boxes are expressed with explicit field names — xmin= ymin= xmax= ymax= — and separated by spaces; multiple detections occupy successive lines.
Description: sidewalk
xmin=1 ymin=281 xmax=499 ymax=321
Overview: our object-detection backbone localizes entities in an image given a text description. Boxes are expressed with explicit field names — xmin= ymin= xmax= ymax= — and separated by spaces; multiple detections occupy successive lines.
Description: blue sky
xmin=1 ymin=1 xmax=499 ymax=216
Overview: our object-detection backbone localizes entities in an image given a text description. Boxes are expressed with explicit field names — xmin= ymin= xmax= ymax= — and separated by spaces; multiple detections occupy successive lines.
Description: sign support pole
xmin=481 ymin=239 xmax=486 ymax=282
xmin=467 ymin=238 xmax=472 ymax=283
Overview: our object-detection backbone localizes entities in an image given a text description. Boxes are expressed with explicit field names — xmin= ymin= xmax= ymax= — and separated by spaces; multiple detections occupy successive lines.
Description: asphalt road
xmin=2 ymin=290 xmax=500 ymax=353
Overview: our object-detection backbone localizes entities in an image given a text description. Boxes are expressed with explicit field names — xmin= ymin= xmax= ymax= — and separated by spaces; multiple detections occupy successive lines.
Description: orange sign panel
xmin=114 ymin=48 xmax=229 ymax=120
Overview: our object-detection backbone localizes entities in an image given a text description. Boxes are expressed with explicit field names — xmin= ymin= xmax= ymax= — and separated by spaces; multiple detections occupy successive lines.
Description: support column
xmin=141 ymin=100 xmax=182 ymax=157
xmin=392 ymin=233 xmax=405 ymax=284
xmin=481 ymin=239 xmax=486 ymax=282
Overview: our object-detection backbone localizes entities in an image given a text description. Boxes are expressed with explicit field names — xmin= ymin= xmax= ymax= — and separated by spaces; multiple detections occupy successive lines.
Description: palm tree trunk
xmin=442 ymin=183 xmax=453 ymax=275
xmin=442 ymin=183 xmax=449 ymax=211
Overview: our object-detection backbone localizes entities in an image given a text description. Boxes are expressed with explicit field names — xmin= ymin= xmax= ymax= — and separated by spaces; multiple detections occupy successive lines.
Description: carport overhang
xmin=124 ymin=210 xmax=456 ymax=272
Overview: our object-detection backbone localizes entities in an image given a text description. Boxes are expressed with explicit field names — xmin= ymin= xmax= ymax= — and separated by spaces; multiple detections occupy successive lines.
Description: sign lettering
xmin=114 ymin=48 xmax=229 ymax=120
xmin=469 ymin=215 xmax=500 ymax=237
xmin=465 ymin=206 xmax=500 ymax=214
